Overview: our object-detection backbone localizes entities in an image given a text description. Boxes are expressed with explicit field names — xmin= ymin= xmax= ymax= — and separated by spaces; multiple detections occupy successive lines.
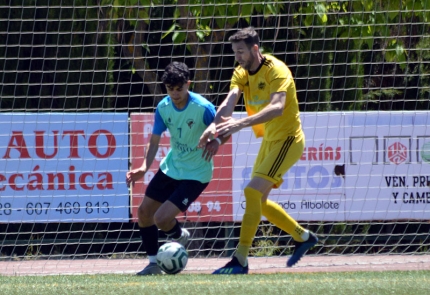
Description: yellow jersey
xmin=230 ymin=54 xmax=303 ymax=142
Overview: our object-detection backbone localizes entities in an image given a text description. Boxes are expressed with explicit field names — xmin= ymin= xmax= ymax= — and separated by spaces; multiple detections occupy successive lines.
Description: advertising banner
xmin=344 ymin=112 xmax=430 ymax=220
xmin=130 ymin=113 xmax=233 ymax=223
xmin=0 ymin=113 xmax=129 ymax=222
xmin=232 ymin=111 xmax=430 ymax=222
xmin=231 ymin=112 xmax=346 ymax=221
xmin=3 ymin=111 xmax=427 ymax=223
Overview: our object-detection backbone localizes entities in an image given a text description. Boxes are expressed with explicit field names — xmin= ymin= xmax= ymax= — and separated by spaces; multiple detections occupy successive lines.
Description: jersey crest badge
xmin=258 ymin=81 xmax=266 ymax=90
xmin=186 ymin=119 xmax=195 ymax=129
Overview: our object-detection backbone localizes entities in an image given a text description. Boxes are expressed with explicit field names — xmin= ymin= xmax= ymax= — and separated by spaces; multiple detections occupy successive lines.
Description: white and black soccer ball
xmin=156 ymin=242 xmax=188 ymax=274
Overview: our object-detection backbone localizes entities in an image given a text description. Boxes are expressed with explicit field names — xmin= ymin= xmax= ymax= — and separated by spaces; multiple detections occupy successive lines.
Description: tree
xmin=292 ymin=0 xmax=430 ymax=111
xmin=0 ymin=0 xmax=116 ymax=111
xmin=110 ymin=0 xmax=285 ymax=103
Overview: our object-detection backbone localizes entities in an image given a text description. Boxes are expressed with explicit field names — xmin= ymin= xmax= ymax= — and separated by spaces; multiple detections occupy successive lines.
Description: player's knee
xmin=153 ymin=211 xmax=172 ymax=231
xmin=137 ymin=204 xmax=154 ymax=226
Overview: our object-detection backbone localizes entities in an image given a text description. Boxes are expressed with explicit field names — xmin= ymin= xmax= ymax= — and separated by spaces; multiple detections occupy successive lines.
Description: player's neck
xmin=248 ymin=54 xmax=265 ymax=74
xmin=172 ymin=92 xmax=190 ymax=110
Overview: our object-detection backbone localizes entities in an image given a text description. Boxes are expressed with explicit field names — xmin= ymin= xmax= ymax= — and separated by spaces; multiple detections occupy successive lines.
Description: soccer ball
xmin=156 ymin=242 xmax=188 ymax=274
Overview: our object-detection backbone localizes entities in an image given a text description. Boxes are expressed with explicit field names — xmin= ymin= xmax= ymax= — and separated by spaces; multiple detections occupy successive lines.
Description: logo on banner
xmin=421 ymin=142 xmax=430 ymax=163
xmin=387 ymin=142 xmax=407 ymax=165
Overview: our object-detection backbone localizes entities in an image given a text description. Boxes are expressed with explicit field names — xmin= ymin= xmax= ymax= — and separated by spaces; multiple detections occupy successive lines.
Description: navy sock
xmin=139 ymin=225 xmax=159 ymax=256
xmin=162 ymin=219 xmax=182 ymax=239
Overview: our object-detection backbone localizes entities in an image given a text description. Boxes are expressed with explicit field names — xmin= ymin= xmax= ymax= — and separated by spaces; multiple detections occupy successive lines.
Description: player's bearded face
xmin=232 ymin=41 xmax=255 ymax=71
xmin=241 ymin=53 xmax=255 ymax=71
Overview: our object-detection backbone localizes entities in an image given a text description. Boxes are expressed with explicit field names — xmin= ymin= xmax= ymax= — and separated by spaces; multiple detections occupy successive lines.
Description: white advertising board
xmin=0 ymin=113 xmax=129 ymax=222
xmin=344 ymin=112 xmax=430 ymax=220
xmin=232 ymin=112 xmax=346 ymax=221
xmin=232 ymin=111 xmax=430 ymax=222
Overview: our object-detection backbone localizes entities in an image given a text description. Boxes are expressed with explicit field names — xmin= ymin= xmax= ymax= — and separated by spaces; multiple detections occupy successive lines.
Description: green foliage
xmin=292 ymin=0 xmax=430 ymax=110
xmin=363 ymin=89 xmax=403 ymax=101
xmin=0 ymin=0 xmax=116 ymax=110
xmin=408 ymin=35 xmax=430 ymax=103
xmin=250 ymin=225 xmax=281 ymax=257
xmin=1 ymin=1 xmax=429 ymax=111
xmin=166 ymin=0 xmax=285 ymax=43
xmin=107 ymin=0 xmax=151 ymax=26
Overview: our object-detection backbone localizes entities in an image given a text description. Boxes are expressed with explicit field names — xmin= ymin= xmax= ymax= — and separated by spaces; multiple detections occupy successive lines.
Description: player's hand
xmin=198 ymin=123 xmax=217 ymax=148
xmin=216 ymin=116 xmax=241 ymax=137
xmin=202 ymin=139 xmax=220 ymax=162
xmin=126 ymin=169 xmax=146 ymax=187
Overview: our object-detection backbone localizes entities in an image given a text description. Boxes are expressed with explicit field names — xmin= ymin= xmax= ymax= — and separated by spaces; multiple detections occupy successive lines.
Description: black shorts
xmin=145 ymin=169 xmax=209 ymax=212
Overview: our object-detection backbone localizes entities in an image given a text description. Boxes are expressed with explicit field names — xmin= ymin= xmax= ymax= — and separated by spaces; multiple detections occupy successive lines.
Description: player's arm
xmin=198 ymin=88 xmax=241 ymax=148
xmin=126 ymin=134 xmax=161 ymax=186
xmin=240 ymin=91 xmax=286 ymax=126
xmin=217 ymin=91 xmax=286 ymax=137
xmin=214 ymin=87 xmax=241 ymax=124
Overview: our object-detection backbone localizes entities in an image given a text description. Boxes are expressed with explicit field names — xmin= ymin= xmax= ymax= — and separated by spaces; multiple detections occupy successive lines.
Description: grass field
xmin=1 ymin=270 xmax=429 ymax=295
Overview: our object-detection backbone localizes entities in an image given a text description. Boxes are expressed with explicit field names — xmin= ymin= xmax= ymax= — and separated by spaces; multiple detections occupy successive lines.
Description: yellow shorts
xmin=252 ymin=136 xmax=304 ymax=188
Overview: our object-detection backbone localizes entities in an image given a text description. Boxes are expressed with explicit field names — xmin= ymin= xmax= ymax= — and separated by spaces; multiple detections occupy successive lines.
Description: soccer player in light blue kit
xmin=126 ymin=62 xmax=220 ymax=275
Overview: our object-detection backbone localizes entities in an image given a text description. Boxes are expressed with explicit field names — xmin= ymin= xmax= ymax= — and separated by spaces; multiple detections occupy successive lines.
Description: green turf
xmin=1 ymin=271 xmax=429 ymax=295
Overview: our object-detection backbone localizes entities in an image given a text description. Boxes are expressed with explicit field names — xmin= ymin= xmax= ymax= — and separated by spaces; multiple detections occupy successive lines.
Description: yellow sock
xmin=236 ymin=187 xmax=263 ymax=259
xmin=262 ymin=199 xmax=306 ymax=242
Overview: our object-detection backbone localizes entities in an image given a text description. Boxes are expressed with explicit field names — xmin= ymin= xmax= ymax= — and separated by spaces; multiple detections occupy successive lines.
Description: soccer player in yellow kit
xmin=199 ymin=27 xmax=318 ymax=274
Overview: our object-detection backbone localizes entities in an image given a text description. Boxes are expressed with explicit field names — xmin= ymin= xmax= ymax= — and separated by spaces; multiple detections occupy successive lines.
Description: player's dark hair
xmin=228 ymin=27 xmax=260 ymax=48
xmin=161 ymin=61 xmax=190 ymax=86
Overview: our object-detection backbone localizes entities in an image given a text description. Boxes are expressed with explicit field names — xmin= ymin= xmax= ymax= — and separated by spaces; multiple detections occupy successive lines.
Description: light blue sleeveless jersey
xmin=153 ymin=91 xmax=216 ymax=183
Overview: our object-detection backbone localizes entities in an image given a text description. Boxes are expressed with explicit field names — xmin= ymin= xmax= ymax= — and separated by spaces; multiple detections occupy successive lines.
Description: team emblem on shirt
xmin=186 ymin=119 xmax=195 ymax=129
xmin=258 ymin=82 xmax=266 ymax=90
